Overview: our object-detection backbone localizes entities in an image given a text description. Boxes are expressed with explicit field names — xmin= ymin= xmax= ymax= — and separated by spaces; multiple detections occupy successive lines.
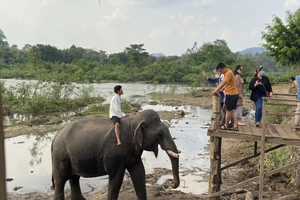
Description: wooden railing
xmin=0 ymin=90 xmax=7 ymax=200
xmin=259 ymin=94 xmax=299 ymax=199
xmin=208 ymin=93 xmax=300 ymax=200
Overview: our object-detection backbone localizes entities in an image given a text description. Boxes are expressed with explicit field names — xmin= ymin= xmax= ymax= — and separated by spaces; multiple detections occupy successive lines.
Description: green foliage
xmin=264 ymin=145 xmax=294 ymax=170
xmin=266 ymin=102 xmax=289 ymax=124
xmin=0 ymin=28 xmax=291 ymax=86
xmin=262 ymin=9 xmax=300 ymax=65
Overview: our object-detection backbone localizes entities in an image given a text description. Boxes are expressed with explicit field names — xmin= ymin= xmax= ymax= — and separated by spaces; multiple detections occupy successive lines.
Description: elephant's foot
xmin=71 ymin=195 xmax=86 ymax=200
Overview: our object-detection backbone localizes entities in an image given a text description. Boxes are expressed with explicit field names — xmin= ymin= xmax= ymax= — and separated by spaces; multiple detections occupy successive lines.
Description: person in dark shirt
xmin=249 ymin=66 xmax=273 ymax=127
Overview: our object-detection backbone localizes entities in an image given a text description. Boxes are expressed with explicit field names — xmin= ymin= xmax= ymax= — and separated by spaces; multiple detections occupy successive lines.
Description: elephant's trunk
xmin=167 ymin=152 xmax=180 ymax=188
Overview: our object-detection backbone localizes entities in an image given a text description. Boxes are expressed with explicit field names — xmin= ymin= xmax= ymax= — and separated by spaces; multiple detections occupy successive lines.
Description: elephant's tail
xmin=51 ymin=139 xmax=55 ymax=190
xmin=51 ymin=174 xmax=55 ymax=190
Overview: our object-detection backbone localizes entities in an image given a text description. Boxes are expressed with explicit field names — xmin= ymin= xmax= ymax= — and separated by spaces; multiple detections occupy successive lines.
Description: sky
xmin=0 ymin=0 xmax=300 ymax=56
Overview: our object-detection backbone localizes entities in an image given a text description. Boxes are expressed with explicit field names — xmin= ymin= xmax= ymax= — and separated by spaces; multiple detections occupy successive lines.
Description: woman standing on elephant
xmin=109 ymin=85 xmax=127 ymax=145
xmin=249 ymin=66 xmax=273 ymax=127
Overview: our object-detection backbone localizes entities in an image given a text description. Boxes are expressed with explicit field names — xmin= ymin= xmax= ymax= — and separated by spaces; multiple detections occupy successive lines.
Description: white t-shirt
xmin=109 ymin=94 xmax=126 ymax=118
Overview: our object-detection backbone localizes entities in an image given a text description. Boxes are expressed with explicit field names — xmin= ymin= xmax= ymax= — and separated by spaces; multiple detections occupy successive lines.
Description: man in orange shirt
xmin=211 ymin=63 xmax=239 ymax=131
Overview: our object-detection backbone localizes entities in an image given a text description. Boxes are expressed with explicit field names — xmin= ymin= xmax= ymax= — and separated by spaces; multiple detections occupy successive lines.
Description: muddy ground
xmin=6 ymin=83 xmax=300 ymax=200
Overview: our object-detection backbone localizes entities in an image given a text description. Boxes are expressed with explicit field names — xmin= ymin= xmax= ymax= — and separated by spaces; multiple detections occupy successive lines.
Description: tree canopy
xmin=262 ymin=9 xmax=300 ymax=66
xmin=0 ymin=28 xmax=285 ymax=85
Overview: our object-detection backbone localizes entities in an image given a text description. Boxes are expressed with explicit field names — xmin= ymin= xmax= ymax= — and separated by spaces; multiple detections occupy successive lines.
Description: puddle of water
xmin=157 ymin=173 xmax=208 ymax=195
xmin=5 ymin=104 xmax=211 ymax=196
xmin=141 ymin=104 xmax=211 ymax=195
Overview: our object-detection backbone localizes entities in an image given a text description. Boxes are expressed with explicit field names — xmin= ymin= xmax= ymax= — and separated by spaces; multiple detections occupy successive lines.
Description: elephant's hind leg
xmin=70 ymin=175 xmax=86 ymax=200
xmin=53 ymin=176 xmax=68 ymax=200
xmin=53 ymin=158 xmax=71 ymax=200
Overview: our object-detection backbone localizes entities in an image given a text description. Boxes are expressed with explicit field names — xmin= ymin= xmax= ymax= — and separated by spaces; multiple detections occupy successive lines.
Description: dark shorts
xmin=111 ymin=116 xmax=121 ymax=124
xmin=225 ymin=94 xmax=239 ymax=111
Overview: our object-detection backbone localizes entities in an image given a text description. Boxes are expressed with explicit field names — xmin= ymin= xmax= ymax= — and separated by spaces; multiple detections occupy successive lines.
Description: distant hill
xmin=151 ymin=53 xmax=165 ymax=57
xmin=238 ymin=47 xmax=266 ymax=55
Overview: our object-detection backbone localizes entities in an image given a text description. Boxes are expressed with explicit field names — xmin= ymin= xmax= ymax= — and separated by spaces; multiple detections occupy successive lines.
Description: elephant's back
xmin=63 ymin=117 xmax=113 ymax=140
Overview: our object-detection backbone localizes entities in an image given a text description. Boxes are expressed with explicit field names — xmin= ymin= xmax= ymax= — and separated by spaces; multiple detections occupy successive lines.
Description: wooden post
xmin=0 ymin=89 xmax=7 ymax=200
xmin=208 ymin=95 xmax=221 ymax=200
xmin=254 ymin=142 xmax=258 ymax=156
xmin=210 ymin=95 xmax=221 ymax=131
xmin=259 ymin=98 xmax=267 ymax=200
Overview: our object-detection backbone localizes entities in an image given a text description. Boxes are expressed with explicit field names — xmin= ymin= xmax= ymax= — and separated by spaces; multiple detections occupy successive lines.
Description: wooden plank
xmin=208 ymin=131 xmax=260 ymax=142
xmin=208 ymin=160 xmax=300 ymax=198
xmin=208 ymin=131 xmax=300 ymax=146
xmin=266 ymin=137 xmax=300 ymax=146
xmin=221 ymin=144 xmax=285 ymax=171
xmin=272 ymin=124 xmax=291 ymax=140
xmin=281 ymin=126 xmax=300 ymax=140
xmin=249 ymin=122 xmax=261 ymax=136
xmin=241 ymin=122 xmax=253 ymax=136
xmin=266 ymin=125 xmax=281 ymax=138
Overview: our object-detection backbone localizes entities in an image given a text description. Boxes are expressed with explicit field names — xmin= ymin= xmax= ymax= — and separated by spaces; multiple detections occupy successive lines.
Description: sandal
xmin=220 ymin=126 xmax=231 ymax=130
xmin=233 ymin=127 xmax=239 ymax=131
xmin=255 ymin=122 xmax=260 ymax=127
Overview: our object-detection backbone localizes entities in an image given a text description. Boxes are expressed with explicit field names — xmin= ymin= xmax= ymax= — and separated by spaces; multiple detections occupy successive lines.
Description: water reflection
xmin=5 ymin=104 xmax=212 ymax=196
xmin=28 ymin=132 xmax=54 ymax=167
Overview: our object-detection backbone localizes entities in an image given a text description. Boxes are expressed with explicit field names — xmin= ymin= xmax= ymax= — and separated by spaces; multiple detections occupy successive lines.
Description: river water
xmin=3 ymin=79 xmax=212 ymax=197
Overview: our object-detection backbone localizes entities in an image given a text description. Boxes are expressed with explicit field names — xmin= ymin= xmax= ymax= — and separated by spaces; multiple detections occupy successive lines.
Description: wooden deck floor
xmin=207 ymin=122 xmax=300 ymax=146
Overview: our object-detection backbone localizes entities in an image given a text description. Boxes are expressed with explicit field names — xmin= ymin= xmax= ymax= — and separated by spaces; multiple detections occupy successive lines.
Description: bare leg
xmin=225 ymin=110 xmax=232 ymax=127
xmin=232 ymin=110 xmax=238 ymax=128
xmin=114 ymin=123 xmax=121 ymax=145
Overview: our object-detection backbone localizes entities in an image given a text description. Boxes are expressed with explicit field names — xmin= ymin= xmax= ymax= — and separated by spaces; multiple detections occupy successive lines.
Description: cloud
xmin=99 ymin=8 xmax=129 ymax=23
xmin=191 ymin=0 xmax=215 ymax=6
xmin=108 ymin=0 xmax=141 ymax=6
xmin=148 ymin=28 xmax=171 ymax=39
xmin=220 ymin=28 xmax=230 ymax=39
xmin=284 ymin=0 xmax=300 ymax=10
xmin=41 ymin=0 xmax=58 ymax=7
xmin=251 ymin=29 xmax=259 ymax=36
xmin=170 ymin=13 xmax=217 ymax=25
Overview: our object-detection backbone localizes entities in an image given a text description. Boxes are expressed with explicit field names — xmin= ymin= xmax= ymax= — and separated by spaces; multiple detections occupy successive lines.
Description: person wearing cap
xmin=249 ymin=66 xmax=273 ymax=127
xmin=109 ymin=85 xmax=127 ymax=145
xmin=211 ymin=63 xmax=239 ymax=131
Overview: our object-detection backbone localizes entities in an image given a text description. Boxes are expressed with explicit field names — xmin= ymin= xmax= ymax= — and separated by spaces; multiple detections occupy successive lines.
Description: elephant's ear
xmin=132 ymin=120 xmax=145 ymax=152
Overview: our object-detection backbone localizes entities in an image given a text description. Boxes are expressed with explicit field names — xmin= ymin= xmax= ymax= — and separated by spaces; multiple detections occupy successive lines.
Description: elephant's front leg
xmin=127 ymin=158 xmax=147 ymax=200
xmin=107 ymin=167 xmax=126 ymax=200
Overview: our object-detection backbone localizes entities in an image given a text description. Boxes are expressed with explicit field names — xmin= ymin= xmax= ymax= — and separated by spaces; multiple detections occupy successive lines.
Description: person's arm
xmin=249 ymin=78 xmax=260 ymax=90
xmin=202 ymin=70 xmax=209 ymax=79
xmin=266 ymin=77 xmax=273 ymax=93
xmin=211 ymin=81 xmax=226 ymax=95
xmin=235 ymin=75 xmax=241 ymax=97
xmin=207 ymin=77 xmax=219 ymax=83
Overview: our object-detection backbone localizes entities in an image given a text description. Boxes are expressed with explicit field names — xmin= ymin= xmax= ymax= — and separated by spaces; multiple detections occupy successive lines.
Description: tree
xmin=0 ymin=29 xmax=9 ymax=47
xmin=262 ymin=10 xmax=300 ymax=65
xmin=125 ymin=44 xmax=149 ymax=68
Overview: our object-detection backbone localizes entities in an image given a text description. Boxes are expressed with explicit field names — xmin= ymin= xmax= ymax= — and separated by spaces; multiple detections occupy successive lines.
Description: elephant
xmin=51 ymin=109 xmax=180 ymax=200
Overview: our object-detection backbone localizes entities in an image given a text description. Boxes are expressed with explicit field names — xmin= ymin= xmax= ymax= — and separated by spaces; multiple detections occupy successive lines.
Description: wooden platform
xmin=208 ymin=122 xmax=300 ymax=146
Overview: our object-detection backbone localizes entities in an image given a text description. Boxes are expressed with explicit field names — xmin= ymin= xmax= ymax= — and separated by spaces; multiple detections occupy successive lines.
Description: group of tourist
xmin=205 ymin=63 xmax=273 ymax=131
